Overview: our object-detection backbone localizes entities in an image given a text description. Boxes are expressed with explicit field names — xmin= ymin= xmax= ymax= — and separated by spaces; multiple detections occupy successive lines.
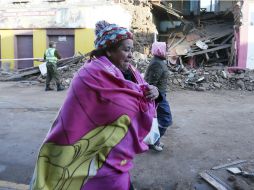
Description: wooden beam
xmin=215 ymin=52 xmax=220 ymax=59
xmin=221 ymin=34 xmax=234 ymax=45
xmin=212 ymin=160 xmax=247 ymax=170
xmin=205 ymin=53 xmax=210 ymax=61
xmin=170 ymin=36 xmax=185 ymax=50
xmin=200 ymin=172 xmax=228 ymax=190
xmin=186 ymin=44 xmax=231 ymax=57
xmin=168 ymin=34 xmax=176 ymax=48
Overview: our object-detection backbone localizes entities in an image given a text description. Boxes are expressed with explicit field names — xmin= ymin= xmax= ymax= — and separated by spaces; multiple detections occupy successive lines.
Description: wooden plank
xmin=3 ymin=69 xmax=40 ymax=81
xmin=1 ymin=55 xmax=85 ymax=81
xmin=215 ymin=52 xmax=220 ymax=59
xmin=208 ymin=44 xmax=231 ymax=47
xmin=200 ymin=172 xmax=228 ymax=190
xmin=208 ymin=30 xmax=233 ymax=40
xmin=186 ymin=44 xmax=231 ymax=57
xmin=170 ymin=36 xmax=185 ymax=50
xmin=221 ymin=34 xmax=234 ymax=45
xmin=168 ymin=34 xmax=176 ymax=48
xmin=212 ymin=160 xmax=247 ymax=170
xmin=152 ymin=3 xmax=182 ymax=19
xmin=205 ymin=53 xmax=210 ymax=61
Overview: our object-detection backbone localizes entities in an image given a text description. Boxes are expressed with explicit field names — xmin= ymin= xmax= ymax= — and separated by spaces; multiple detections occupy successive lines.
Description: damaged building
xmin=148 ymin=0 xmax=254 ymax=91
xmin=0 ymin=0 xmax=134 ymax=70
xmin=0 ymin=0 xmax=254 ymax=91
xmin=151 ymin=0 xmax=241 ymax=67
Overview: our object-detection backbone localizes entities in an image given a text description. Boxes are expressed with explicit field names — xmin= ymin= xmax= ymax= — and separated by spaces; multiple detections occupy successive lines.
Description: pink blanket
xmin=30 ymin=56 xmax=155 ymax=190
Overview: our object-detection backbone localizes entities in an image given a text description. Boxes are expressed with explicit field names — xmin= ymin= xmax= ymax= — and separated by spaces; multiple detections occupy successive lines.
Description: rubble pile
xmin=165 ymin=21 xmax=235 ymax=67
xmin=131 ymin=53 xmax=254 ymax=91
xmin=151 ymin=1 xmax=242 ymax=68
xmin=0 ymin=55 xmax=85 ymax=85
xmin=168 ymin=66 xmax=254 ymax=91
xmin=132 ymin=51 xmax=150 ymax=73
xmin=35 ymin=60 xmax=85 ymax=88
xmin=120 ymin=1 xmax=157 ymax=54
xmin=58 ymin=61 xmax=86 ymax=87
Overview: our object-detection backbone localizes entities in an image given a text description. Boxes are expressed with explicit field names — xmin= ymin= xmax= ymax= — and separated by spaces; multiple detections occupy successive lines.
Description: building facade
xmin=0 ymin=0 xmax=131 ymax=70
xmin=238 ymin=0 xmax=254 ymax=69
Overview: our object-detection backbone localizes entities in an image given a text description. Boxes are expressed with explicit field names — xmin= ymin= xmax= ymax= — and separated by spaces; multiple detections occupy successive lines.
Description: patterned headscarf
xmin=94 ymin=20 xmax=133 ymax=49
xmin=151 ymin=42 xmax=167 ymax=58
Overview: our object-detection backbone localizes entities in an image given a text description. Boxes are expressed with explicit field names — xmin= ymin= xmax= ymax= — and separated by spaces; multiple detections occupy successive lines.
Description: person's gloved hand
xmin=144 ymin=85 xmax=159 ymax=100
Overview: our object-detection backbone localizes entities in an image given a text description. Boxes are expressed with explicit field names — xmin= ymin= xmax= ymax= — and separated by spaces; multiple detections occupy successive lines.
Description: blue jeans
xmin=157 ymin=93 xmax=172 ymax=140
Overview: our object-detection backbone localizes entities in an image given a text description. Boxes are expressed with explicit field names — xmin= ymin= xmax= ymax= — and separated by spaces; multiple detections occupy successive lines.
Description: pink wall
xmin=237 ymin=0 xmax=249 ymax=68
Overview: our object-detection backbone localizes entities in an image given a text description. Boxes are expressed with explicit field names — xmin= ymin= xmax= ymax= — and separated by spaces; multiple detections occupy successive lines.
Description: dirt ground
xmin=0 ymin=82 xmax=254 ymax=190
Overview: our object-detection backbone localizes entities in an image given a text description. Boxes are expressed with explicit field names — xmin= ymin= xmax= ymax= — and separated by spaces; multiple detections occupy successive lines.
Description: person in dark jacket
xmin=145 ymin=41 xmax=173 ymax=151
xmin=44 ymin=41 xmax=64 ymax=91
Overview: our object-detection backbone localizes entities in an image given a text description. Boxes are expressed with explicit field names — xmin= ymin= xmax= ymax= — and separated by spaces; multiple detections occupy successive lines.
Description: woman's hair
xmin=89 ymin=40 xmax=123 ymax=60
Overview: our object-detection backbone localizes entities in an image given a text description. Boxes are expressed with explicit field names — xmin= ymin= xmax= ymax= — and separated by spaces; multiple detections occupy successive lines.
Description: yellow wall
xmin=0 ymin=30 xmax=15 ymax=70
xmin=75 ymin=28 xmax=95 ymax=55
xmin=0 ymin=28 xmax=94 ymax=70
xmin=33 ymin=29 xmax=47 ymax=67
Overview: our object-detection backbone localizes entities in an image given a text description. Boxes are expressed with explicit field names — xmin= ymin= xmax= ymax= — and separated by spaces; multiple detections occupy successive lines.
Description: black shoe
xmin=57 ymin=85 xmax=64 ymax=91
xmin=45 ymin=86 xmax=54 ymax=91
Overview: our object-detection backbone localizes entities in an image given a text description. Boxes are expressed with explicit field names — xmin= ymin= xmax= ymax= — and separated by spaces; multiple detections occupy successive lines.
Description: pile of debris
xmin=164 ymin=19 xmax=235 ymax=68
xmin=1 ymin=51 xmax=254 ymax=91
xmin=168 ymin=66 xmax=254 ymax=91
xmin=132 ymin=51 xmax=150 ymax=73
xmin=131 ymin=51 xmax=254 ymax=91
xmin=0 ymin=55 xmax=86 ymax=88
xmin=200 ymin=160 xmax=254 ymax=190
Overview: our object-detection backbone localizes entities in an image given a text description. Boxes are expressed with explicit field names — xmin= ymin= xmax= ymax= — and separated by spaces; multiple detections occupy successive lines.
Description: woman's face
xmin=107 ymin=39 xmax=134 ymax=72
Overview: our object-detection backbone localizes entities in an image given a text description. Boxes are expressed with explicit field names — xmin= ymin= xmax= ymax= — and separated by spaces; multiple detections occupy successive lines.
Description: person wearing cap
xmin=145 ymin=41 xmax=173 ymax=152
xmin=30 ymin=21 xmax=160 ymax=190
xmin=44 ymin=41 xmax=64 ymax=91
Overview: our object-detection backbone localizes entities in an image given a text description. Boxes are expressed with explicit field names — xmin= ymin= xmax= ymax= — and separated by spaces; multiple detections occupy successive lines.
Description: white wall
xmin=82 ymin=5 xmax=132 ymax=29
xmin=246 ymin=3 xmax=254 ymax=69
xmin=0 ymin=3 xmax=132 ymax=29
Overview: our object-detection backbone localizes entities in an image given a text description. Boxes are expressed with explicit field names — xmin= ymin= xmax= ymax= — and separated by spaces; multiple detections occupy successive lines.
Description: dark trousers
xmin=129 ymin=182 xmax=135 ymax=190
xmin=46 ymin=62 xmax=60 ymax=86
xmin=156 ymin=93 xmax=172 ymax=142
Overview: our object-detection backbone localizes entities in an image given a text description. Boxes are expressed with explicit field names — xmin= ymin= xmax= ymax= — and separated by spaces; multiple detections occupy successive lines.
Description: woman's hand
xmin=144 ymin=85 xmax=159 ymax=100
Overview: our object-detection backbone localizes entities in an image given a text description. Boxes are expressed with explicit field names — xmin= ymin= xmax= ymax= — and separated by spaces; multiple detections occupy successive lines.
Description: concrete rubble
xmin=132 ymin=53 xmax=254 ymax=91
xmin=1 ymin=51 xmax=254 ymax=91
xmin=168 ymin=66 xmax=254 ymax=91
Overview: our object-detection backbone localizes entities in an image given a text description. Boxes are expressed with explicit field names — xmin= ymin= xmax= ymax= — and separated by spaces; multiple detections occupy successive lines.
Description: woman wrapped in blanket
xmin=30 ymin=21 xmax=160 ymax=190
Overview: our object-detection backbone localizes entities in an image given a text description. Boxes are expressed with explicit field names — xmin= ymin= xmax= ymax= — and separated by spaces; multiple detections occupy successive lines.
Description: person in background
xmin=30 ymin=21 xmax=159 ymax=190
xmin=145 ymin=41 xmax=173 ymax=152
xmin=167 ymin=48 xmax=188 ymax=74
xmin=44 ymin=41 xmax=64 ymax=91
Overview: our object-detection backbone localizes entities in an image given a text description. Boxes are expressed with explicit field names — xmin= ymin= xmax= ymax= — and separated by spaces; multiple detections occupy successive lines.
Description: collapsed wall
xmin=119 ymin=1 xmax=157 ymax=54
